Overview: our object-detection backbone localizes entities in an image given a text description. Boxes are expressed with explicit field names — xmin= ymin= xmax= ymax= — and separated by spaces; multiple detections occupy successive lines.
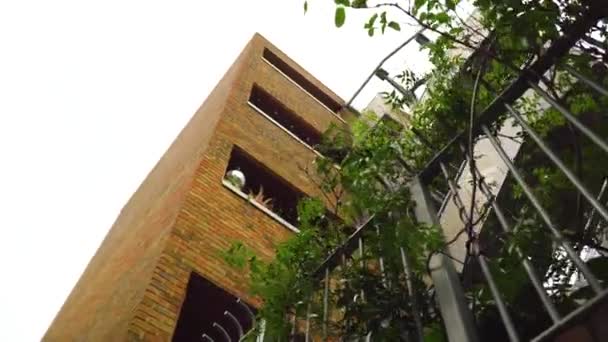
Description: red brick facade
xmin=44 ymin=34 xmax=351 ymax=341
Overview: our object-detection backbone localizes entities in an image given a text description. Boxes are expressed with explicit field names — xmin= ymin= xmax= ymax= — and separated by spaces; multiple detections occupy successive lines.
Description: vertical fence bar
xmin=358 ymin=237 xmax=365 ymax=268
xmin=213 ymin=322 xmax=232 ymax=342
xmin=339 ymin=252 xmax=353 ymax=336
xmin=437 ymin=161 xmax=520 ymax=341
xmin=528 ymin=81 xmax=608 ymax=154
xmin=503 ymin=102 xmax=608 ymax=222
xmin=481 ymin=125 xmax=603 ymax=293
xmin=291 ymin=300 xmax=305 ymax=341
xmin=476 ymin=253 xmax=520 ymax=342
xmin=400 ymin=246 xmax=425 ymax=342
xmin=376 ymin=226 xmax=389 ymax=288
xmin=562 ymin=65 xmax=608 ymax=97
xmin=257 ymin=320 xmax=266 ymax=342
xmin=322 ymin=267 xmax=330 ymax=339
xmin=591 ymin=180 xmax=608 ymax=253
xmin=410 ymin=176 xmax=479 ymax=342
xmin=304 ymin=303 xmax=311 ymax=342
xmin=438 ymin=162 xmax=469 ymax=226
xmin=583 ymin=177 xmax=608 ymax=233
xmin=471 ymin=164 xmax=561 ymax=323
xmin=237 ymin=298 xmax=256 ymax=327
xmin=290 ymin=308 xmax=297 ymax=341
xmin=224 ymin=311 xmax=244 ymax=338
xmin=358 ymin=237 xmax=366 ymax=302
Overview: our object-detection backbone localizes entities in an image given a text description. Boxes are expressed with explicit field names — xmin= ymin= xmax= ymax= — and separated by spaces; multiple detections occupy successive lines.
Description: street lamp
xmin=346 ymin=28 xmax=431 ymax=108
xmin=374 ymin=68 xmax=417 ymax=104
xmin=415 ymin=32 xmax=431 ymax=46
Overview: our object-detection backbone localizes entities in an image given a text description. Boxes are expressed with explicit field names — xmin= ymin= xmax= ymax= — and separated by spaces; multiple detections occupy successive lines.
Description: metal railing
xmin=203 ymin=7 xmax=607 ymax=342
xmin=405 ymin=9 xmax=608 ymax=341
xmin=200 ymin=298 xmax=257 ymax=342
xmin=282 ymin=8 xmax=607 ymax=342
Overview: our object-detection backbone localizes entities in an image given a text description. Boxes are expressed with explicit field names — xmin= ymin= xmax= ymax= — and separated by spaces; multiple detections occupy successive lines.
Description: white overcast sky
xmin=0 ymin=1 xmax=435 ymax=340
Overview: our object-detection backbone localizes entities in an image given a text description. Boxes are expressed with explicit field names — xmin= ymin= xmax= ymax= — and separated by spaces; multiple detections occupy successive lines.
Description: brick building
xmin=44 ymin=34 xmax=353 ymax=341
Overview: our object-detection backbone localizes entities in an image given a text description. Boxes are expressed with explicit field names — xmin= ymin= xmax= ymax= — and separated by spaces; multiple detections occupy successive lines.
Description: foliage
xmin=249 ymin=186 xmax=274 ymax=210
xmin=224 ymin=117 xmax=446 ymax=339
xmin=224 ymin=0 xmax=608 ymax=340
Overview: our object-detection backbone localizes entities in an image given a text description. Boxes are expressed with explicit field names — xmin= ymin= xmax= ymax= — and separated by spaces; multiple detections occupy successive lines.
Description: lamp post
xmin=374 ymin=68 xmax=416 ymax=103
xmin=346 ymin=28 xmax=430 ymax=108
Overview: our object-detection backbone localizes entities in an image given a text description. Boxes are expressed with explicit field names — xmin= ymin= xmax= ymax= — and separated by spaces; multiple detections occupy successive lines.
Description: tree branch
xmin=296 ymin=162 xmax=341 ymax=214
xmin=370 ymin=2 xmax=481 ymax=51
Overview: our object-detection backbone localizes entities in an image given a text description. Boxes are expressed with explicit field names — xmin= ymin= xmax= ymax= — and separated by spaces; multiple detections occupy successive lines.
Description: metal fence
xmin=289 ymin=8 xmax=607 ymax=342
xmin=207 ymin=7 xmax=608 ymax=342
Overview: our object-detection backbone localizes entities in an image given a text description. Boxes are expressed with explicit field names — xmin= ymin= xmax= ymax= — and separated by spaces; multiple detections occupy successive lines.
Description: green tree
xmin=225 ymin=0 xmax=608 ymax=340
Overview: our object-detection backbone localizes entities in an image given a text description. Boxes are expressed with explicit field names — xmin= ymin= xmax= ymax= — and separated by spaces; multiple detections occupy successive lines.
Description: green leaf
xmin=446 ymin=0 xmax=456 ymax=10
xmin=303 ymin=1 xmax=308 ymax=14
xmin=335 ymin=7 xmax=346 ymax=27
xmin=221 ymin=242 xmax=255 ymax=269
xmin=424 ymin=323 xmax=447 ymax=342
xmin=335 ymin=0 xmax=350 ymax=6
xmin=388 ymin=21 xmax=400 ymax=31
xmin=435 ymin=12 xmax=450 ymax=24
xmin=414 ymin=0 xmax=427 ymax=13
xmin=352 ymin=0 xmax=367 ymax=8
xmin=449 ymin=26 xmax=464 ymax=36
xmin=364 ymin=13 xmax=378 ymax=29
xmin=427 ymin=0 xmax=440 ymax=11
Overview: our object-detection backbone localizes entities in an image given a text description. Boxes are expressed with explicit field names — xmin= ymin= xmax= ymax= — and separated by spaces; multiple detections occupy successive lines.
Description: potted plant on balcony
xmin=250 ymin=186 xmax=274 ymax=211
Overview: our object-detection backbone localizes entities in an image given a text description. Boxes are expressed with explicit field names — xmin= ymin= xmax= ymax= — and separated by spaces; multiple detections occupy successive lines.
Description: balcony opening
xmin=224 ymin=146 xmax=304 ymax=226
xmin=172 ymin=272 xmax=256 ymax=342
xmin=249 ymin=84 xmax=322 ymax=148
xmin=262 ymin=48 xmax=342 ymax=114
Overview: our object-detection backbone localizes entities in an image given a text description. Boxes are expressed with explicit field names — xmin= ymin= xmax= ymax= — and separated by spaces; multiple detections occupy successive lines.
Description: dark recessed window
xmin=225 ymin=146 xmax=304 ymax=226
xmin=262 ymin=48 xmax=342 ymax=114
xmin=249 ymin=84 xmax=322 ymax=148
xmin=173 ymin=273 xmax=256 ymax=342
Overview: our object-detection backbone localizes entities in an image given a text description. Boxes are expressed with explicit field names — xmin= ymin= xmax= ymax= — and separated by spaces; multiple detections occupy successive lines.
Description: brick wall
xmin=44 ymin=33 xmax=349 ymax=341
xmin=128 ymin=34 xmax=347 ymax=340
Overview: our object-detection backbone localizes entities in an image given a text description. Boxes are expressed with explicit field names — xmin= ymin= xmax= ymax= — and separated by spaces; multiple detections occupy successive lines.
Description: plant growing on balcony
xmin=249 ymin=186 xmax=274 ymax=211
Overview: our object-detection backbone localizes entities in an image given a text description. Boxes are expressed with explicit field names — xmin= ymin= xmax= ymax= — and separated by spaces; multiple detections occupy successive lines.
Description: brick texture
xmin=44 ymin=33 xmax=349 ymax=341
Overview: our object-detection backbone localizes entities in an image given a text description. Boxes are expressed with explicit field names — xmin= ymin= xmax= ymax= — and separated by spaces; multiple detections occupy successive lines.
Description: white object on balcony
xmin=226 ymin=169 xmax=246 ymax=190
